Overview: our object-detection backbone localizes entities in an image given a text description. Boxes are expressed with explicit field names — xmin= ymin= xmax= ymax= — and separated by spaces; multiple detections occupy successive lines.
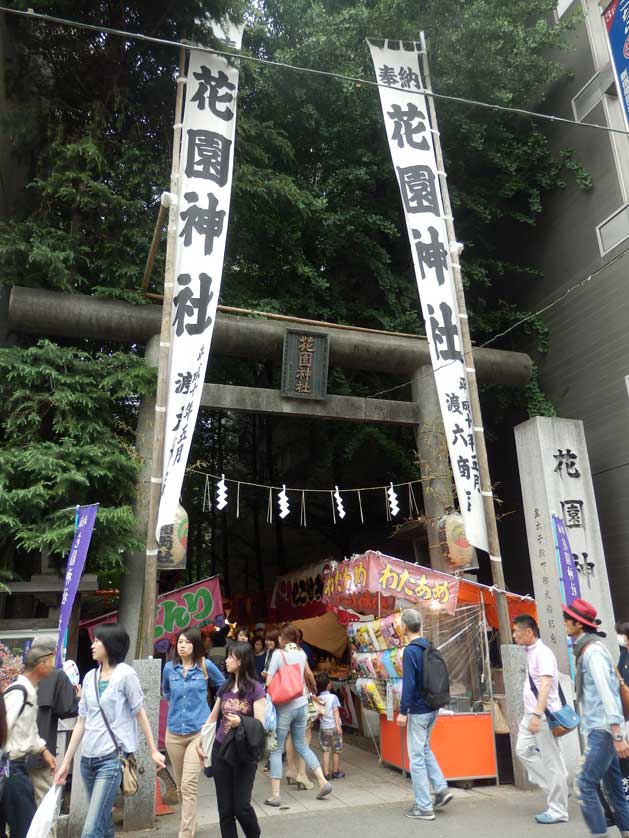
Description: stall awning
xmin=322 ymin=551 xmax=536 ymax=628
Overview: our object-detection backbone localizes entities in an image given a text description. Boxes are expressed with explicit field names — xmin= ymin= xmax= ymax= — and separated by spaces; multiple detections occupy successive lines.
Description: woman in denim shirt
xmin=163 ymin=628 xmax=224 ymax=838
xmin=54 ymin=623 xmax=165 ymax=838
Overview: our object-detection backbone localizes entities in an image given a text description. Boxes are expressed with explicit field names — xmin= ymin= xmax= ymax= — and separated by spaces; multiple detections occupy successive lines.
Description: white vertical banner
xmin=156 ymin=26 xmax=244 ymax=545
xmin=367 ymin=40 xmax=487 ymax=551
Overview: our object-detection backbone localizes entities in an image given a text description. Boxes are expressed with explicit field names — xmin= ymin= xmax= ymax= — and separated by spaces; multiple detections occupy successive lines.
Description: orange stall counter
xmin=380 ymin=713 xmax=497 ymax=782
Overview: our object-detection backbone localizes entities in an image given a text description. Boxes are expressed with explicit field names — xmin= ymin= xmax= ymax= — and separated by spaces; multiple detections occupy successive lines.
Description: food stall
xmin=323 ymin=551 xmax=536 ymax=782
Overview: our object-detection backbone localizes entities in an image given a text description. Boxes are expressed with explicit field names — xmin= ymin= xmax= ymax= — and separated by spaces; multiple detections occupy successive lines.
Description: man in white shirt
xmin=4 ymin=644 xmax=58 ymax=838
xmin=513 ymin=614 xmax=569 ymax=825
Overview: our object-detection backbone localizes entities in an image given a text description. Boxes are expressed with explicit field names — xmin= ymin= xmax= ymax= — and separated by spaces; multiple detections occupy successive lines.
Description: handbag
xmin=267 ymin=651 xmax=304 ymax=706
xmin=93 ymin=670 xmax=140 ymax=796
xmin=528 ymin=672 xmax=580 ymax=738
xmin=613 ymin=665 xmax=629 ymax=721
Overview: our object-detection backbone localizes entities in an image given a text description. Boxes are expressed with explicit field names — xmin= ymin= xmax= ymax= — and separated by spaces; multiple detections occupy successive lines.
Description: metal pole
xmin=139 ymin=45 xmax=187 ymax=658
xmin=418 ymin=33 xmax=512 ymax=647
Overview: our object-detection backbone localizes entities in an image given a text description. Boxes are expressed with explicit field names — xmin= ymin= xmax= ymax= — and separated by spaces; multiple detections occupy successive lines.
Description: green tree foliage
xmin=0 ymin=340 xmax=155 ymax=573
xmin=0 ymin=0 xmax=580 ymax=580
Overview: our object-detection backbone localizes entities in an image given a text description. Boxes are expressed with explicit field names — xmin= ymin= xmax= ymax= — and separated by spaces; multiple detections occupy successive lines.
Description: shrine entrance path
xmin=143 ymin=737 xmax=586 ymax=838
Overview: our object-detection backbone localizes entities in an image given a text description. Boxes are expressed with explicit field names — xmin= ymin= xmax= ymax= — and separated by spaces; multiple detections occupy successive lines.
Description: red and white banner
xmin=367 ymin=41 xmax=487 ymax=551
xmin=269 ymin=563 xmax=328 ymax=621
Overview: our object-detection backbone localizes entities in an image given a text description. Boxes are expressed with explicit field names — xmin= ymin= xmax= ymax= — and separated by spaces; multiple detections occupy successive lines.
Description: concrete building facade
xmin=516 ymin=0 xmax=629 ymax=614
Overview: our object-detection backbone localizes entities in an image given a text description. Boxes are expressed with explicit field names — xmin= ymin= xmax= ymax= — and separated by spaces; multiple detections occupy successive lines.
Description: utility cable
xmin=1 ymin=5 xmax=628 ymax=138
xmin=368 ymin=246 xmax=629 ymax=399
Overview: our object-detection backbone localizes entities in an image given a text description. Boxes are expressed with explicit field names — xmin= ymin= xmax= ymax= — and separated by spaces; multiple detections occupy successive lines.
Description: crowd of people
xmin=396 ymin=597 xmax=629 ymax=838
xmin=0 ymin=598 xmax=628 ymax=838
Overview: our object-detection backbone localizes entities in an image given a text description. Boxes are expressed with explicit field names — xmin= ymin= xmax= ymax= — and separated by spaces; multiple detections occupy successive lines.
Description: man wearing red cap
xmin=563 ymin=597 xmax=629 ymax=838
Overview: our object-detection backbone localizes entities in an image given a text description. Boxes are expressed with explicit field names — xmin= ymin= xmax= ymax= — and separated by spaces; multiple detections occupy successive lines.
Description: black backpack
xmin=411 ymin=639 xmax=451 ymax=709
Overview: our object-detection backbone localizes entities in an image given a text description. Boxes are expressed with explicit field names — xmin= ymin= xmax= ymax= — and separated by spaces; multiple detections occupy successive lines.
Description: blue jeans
xmin=80 ymin=750 xmax=122 ymax=838
xmin=270 ymin=704 xmax=320 ymax=780
xmin=576 ymin=730 xmax=629 ymax=836
xmin=4 ymin=760 xmax=36 ymax=838
xmin=407 ymin=712 xmax=447 ymax=811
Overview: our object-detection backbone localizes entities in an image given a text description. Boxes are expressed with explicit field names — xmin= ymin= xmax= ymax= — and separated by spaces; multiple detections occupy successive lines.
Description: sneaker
xmin=434 ymin=789 xmax=453 ymax=810
xmin=404 ymin=805 xmax=436 ymax=820
xmin=534 ymin=812 xmax=568 ymax=824
xmin=332 ymin=771 xmax=346 ymax=779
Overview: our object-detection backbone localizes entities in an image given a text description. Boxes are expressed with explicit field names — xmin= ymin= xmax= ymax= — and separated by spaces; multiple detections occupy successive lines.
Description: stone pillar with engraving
xmin=515 ymin=417 xmax=616 ymax=672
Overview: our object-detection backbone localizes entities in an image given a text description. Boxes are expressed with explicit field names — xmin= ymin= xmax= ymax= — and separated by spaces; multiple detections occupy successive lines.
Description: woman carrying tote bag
xmin=264 ymin=624 xmax=332 ymax=806
xmin=198 ymin=642 xmax=266 ymax=838
xmin=162 ymin=628 xmax=225 ymax=838
xmin=54 ymin=623 xmax=165 ymax=838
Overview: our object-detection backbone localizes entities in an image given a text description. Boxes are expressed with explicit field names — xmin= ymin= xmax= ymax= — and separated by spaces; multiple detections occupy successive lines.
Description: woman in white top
xmin=264 ymin=624 xmax=331 ymax=806
xmin=54 ymin=623 xmax=165 ymax=838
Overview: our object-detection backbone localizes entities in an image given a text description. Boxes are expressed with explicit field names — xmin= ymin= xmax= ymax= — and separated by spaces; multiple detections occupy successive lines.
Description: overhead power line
xmin=368 ymin=246 xmax=629 ymax=400
xmin=1 ymin=5 xmax=628 ymax=138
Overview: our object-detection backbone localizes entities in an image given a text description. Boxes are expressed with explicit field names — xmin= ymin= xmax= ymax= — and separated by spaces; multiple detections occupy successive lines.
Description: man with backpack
xmin=3 ymin=643 xmax=58 ymax=838
xmin=27 ymin=637 xmax=79 ymax=838
xmin=396 ymin=608 xmax=453 ymax=821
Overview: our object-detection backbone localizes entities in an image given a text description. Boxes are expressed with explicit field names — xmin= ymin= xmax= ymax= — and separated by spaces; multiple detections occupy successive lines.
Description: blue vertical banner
xmin=55 ymin=504 xmax=99 ymax=666
xmin=552 ymin=514 xmax=581 ymax=606
xmin=604 ymin=0 xmax=629 ymax=131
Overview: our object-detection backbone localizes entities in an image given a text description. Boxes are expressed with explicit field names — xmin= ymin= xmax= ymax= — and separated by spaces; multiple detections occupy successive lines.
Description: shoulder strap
xmin=4 ymin=684 xmax=31 ymax=722
xmin=93 ymin=669 xmax=122 ymax=755
xmin=201 ymin=659 xmax=208 ymax=681
xmin=527 ymin=669 xmax=567 ymax=712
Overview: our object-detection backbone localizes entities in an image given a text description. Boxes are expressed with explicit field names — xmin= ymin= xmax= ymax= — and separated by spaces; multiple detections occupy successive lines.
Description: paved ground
xmin=137 ymin=738 xmax=594 ymax=838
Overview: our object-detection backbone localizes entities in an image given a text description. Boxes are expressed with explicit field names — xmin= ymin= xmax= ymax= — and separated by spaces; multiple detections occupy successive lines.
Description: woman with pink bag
xmin=264 ymin=624 xmax=332 ymax=807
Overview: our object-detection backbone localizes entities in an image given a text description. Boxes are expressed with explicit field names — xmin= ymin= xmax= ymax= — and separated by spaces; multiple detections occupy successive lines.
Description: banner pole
xmin=140 ymin=45 xmax=187 ymax=658
xmin=418 ymin=33 xmax=511 ymax=647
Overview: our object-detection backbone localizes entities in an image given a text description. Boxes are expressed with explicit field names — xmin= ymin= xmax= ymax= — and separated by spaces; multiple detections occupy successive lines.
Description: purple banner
xmin=552 ymin=514 xmax=580 ymax=606
xmin=55 ymin=504 xmax=99 ymax=666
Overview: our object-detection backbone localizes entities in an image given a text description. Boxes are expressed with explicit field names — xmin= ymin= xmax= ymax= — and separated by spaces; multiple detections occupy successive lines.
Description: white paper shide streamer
xmin=216 ymin=474 xmax=228 ymax=510
xmin=156 ymin=27 xmax=244 ymax=545
xmin=367 ymin=40 xmax=488 ymax=551
xmin=278 ymin=485 xmax=290 ymax=519
xmin=334 ymin=485 xmax=346 ymax=520
xmin=387 ymin=482 xmax=400 ymax=517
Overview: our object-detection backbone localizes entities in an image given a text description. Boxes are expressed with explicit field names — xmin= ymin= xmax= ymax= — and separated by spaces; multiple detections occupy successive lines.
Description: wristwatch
xmin=612 ymin=732 xmax=625 ymax=742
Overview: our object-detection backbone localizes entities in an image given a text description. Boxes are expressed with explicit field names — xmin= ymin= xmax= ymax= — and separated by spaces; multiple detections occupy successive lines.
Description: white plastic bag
xmin=201 ymin=721 xmax=217 ymax=768
xmin=26 ymin=785 xmax=61 ymax=838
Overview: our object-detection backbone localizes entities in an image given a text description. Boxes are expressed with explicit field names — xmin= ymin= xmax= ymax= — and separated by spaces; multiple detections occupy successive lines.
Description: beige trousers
xmin=29 ymin=765 xmax=57 ymax=838
xmin=165 ymin=729 xmax=202 ymax=838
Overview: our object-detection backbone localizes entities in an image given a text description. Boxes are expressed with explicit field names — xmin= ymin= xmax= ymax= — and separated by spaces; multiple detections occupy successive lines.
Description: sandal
xmin=294 ymin=774 xmax=314 ymax=790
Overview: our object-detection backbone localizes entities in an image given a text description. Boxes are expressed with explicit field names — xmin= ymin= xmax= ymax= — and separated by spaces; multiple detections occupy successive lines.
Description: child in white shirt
xmin=315 ymin=672 xmax=345 ymax=779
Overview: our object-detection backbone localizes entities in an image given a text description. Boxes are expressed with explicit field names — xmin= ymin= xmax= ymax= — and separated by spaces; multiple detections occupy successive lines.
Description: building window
xmin=597 ymin=204 xmax=629 ymax=254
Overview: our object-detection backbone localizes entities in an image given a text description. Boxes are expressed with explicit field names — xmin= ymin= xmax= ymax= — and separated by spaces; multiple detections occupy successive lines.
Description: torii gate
xmin=8 ymin=284 xmax=531 ymax=654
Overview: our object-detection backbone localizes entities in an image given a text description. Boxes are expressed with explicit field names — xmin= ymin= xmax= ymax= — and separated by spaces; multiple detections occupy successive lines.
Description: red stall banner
xmin=269 ymin=563 xmax=329 ymax=621
xmin=81 ymin=576 xmax=224 ymax=644
xmin=322 ymin=552 xmax=459 ymax=616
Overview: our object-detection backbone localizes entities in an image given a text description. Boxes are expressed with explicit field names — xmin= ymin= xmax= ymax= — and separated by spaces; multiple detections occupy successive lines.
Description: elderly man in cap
xmin=27 ymin=636 xmax=79 ymax=838
xmin=3 ymin=640 xmax=58 ymax=838
xmin=563 ymin=597 xmax=629 ymax=838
